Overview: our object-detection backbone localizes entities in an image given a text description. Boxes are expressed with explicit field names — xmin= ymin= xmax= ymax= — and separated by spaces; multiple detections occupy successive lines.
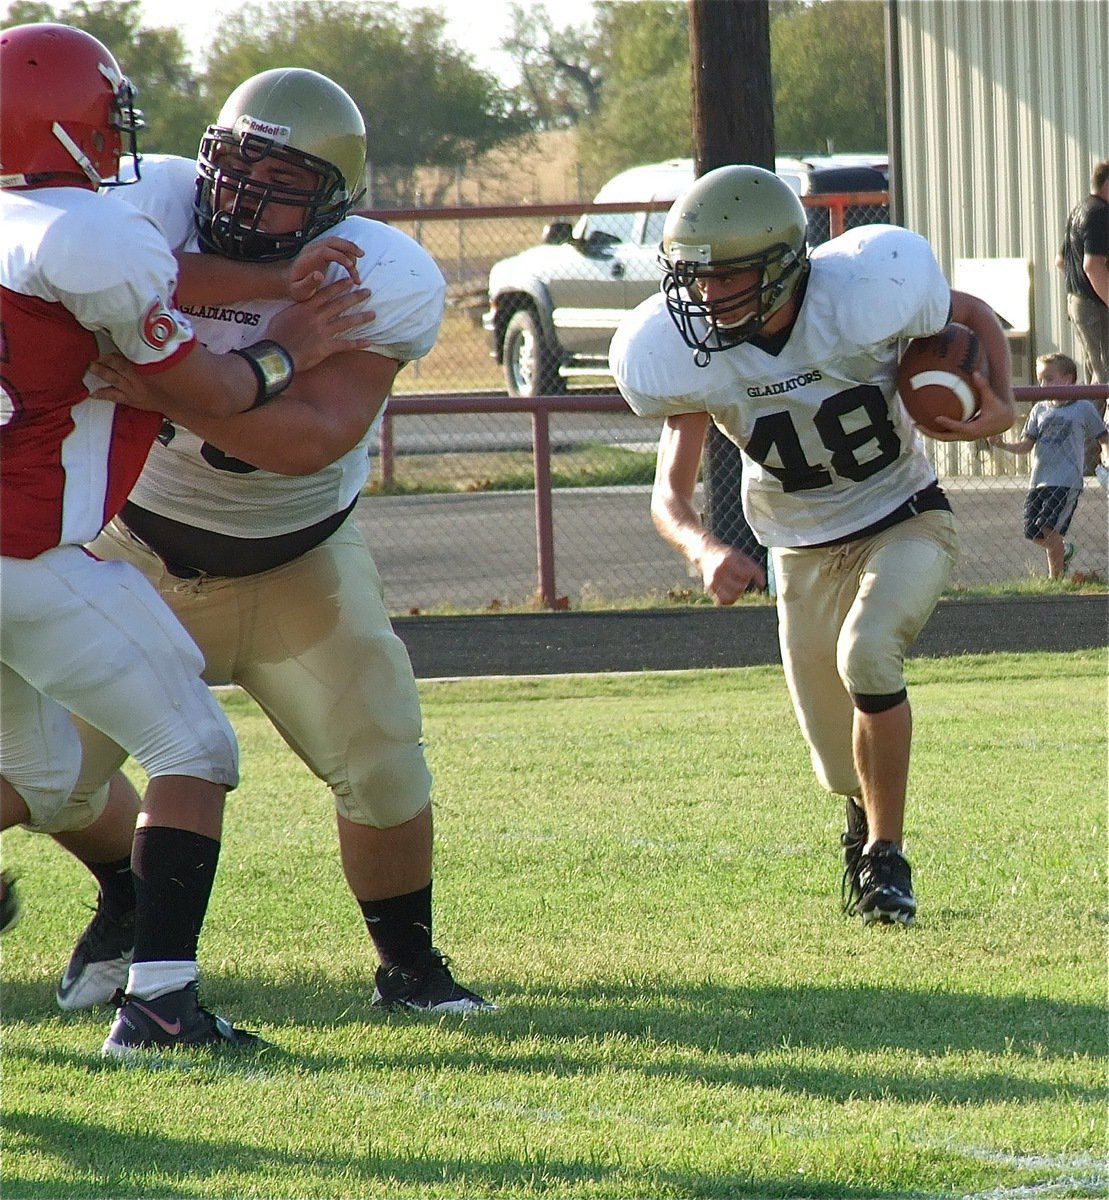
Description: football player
xmin=60 ymin=68 xmax=494 ymax=1013
xmin=0 ymin=23 xmax=367 ymax=1055
xmin=610 ymin=164 xmax=1016 ymax=925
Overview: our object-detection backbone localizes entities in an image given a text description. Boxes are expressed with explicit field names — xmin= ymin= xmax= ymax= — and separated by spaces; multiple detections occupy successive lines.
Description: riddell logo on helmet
xmin=233 ymin=115 xmax=291 ymax=144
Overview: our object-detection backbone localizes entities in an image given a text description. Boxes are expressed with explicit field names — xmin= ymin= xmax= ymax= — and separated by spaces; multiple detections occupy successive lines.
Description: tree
xmin=771 ymin=1 xmax=887 ymax=153
xmin=576 ymin=0 xmax=691 ymax=181
xmin=564 ymin=0 xmax=886 ymax=184
xmin=6 ymin=1 xmax=536 ymax=197
xmin=201 ymin=2 xmax=533 ymax=204
xmin=5 ymin=0 xmax=210 ymax=157
xmin=501 ymin=2 xmax=604 ymax=129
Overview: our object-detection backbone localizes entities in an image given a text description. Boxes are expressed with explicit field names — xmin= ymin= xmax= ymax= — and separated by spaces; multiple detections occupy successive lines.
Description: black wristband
xmin=231 ymin=339 xmax=295 ymax=409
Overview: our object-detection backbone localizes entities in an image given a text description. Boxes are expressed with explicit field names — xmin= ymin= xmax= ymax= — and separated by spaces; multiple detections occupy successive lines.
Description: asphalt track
xmin=354 ymin=478 xmax=1107 ymax=677
xmin=392 ymin=594 xmax=1107 ymax=679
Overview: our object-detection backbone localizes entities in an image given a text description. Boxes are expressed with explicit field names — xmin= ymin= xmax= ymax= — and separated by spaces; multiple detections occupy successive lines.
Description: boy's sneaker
xmin=839 ymin=796 xmax=869 ymax=911
xmin=56 ymin=903 xmax=134 ymax=1010
xmin=846 ymin=841 xmax=917 ymax=926
xmin=371 ymin=948 xmax=496 ymax=1013
xmin=0 ymin=872 xmax=20 ymax=936
xmin=101 ymin=982 xmax=265 ymax=1057
xmin=1063 ymin=542 xmax=1076 ymax=568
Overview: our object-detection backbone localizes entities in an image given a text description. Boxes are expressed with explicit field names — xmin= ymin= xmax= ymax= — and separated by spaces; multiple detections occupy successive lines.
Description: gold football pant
xmin=76 ymin=519 xmax=431 ymax=829
xmin=773 ymin=509 xmax=958 ymax=797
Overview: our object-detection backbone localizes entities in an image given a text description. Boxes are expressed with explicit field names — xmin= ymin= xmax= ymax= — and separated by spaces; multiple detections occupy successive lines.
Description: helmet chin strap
xmin=51 ymin=123 xmax=101 ymax=186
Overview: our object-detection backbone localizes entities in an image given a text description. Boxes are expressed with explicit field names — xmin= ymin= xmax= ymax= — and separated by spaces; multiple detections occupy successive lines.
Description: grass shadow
xmin=5 ymin=974 xmax=1098 ymax=1107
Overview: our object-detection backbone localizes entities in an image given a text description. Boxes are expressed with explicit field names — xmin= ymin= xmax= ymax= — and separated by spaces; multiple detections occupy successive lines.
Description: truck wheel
xmin=503 ymin=308 xmax=565 ymax=397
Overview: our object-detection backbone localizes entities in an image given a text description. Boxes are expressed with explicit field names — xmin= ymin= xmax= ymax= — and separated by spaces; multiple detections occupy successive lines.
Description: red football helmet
xmin=0 ymin=23 xmax=143 ymax=189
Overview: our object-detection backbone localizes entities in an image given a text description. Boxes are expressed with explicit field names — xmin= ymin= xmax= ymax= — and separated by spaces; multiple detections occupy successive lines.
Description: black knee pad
xmin=851 ymin=688 xmax=907 ymax=714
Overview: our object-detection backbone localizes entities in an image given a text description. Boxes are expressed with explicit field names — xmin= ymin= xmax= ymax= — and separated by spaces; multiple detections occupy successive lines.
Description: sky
xmin=127 ymin=0 xmax=598 ymax=82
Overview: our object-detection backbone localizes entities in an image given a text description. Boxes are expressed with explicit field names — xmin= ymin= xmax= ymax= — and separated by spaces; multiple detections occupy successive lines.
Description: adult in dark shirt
xmin=1056 ymin=160 xmax=1109 ymax=387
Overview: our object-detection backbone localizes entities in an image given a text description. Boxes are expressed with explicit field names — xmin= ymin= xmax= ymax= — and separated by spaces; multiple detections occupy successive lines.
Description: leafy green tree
xmin=501 ymin=2 xmax=604 ymax=129
xmin=555 ymin=0 xmax=886 ymax=185
xmin=5 ymin=0 xmax=535 ymax=197
xmin=576 ymin=0 xmax=691 ymax=182
xmin=4 ymin=0 xmax=209 ymax=157
xmin=201 ymin=2 xmax=533 ymax=204
xmin=771 ymin=1 xmax=887 ymax=153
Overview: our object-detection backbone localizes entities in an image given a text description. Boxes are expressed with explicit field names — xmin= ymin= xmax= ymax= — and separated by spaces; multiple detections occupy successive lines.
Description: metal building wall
xmin=892 ymin=0 xmax=1107 ymax=382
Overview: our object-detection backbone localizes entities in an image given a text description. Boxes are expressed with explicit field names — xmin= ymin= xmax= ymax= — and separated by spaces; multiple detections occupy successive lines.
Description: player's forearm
xmin=171 ymin=402 xmax=340 ymax=475
xmin=651 ymin=487 xmax=714 ymax=566
xmin=174 ymin=252 xmax=289 ymax=305
xmin=176 ymin=385 xmax=384 ymax=476
xmin=950 ymin=292 xmax=1014 ymax=408
xmin=97 ymin=345 xmax=259 ymax=421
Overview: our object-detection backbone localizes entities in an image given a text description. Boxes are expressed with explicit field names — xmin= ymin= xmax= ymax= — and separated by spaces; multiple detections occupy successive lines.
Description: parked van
xmin=483 ymin=155 xmax=888 ymax=395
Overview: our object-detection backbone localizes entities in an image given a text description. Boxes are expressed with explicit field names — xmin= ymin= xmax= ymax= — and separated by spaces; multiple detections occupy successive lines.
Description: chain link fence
xmin=352 ymin=196 xmax=1108 ymax=612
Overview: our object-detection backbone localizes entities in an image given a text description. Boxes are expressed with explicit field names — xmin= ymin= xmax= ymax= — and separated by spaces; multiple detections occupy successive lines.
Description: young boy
xmin=989 ymin=352 xmax=1109 ymax=578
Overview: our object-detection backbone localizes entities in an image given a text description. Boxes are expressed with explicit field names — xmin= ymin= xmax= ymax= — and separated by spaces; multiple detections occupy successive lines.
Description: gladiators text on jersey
xmin=747 ymin=370 xmax=824 ymax=398
xmin=178 ymin=303 xmax=262 ymax=326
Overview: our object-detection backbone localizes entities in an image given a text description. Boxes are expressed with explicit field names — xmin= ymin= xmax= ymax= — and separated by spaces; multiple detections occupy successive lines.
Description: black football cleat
xmin=101 ymin=982 xmax=266 ymax=1057
xmin=371 ymin=948 xmax=495 ymax=1013
xmin=847 ymin=840 xmax=917 ymax=926
xmin=839 ymin=796 xmax=869 ymax=912
xmin=57 ymin=901 xmax=134 ymax=1010
xmin=0 ymin=872 xmax=19 ymax=937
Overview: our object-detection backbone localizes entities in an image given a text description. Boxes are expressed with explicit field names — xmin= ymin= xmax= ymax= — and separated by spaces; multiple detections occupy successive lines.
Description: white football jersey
xmin=611 ymin=225 xmax=952 ymax=547
xmin=106 ymin=155 xmax=446 ymax=538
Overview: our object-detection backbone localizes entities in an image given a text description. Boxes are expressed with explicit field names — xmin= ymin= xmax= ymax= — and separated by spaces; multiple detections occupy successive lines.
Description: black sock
xmin=359 ymin=882 xmax=433 ymax=970
xmin=82 ymin=855 xmax=135 ymax=918
xmin=131 ymin=826 xmax=220 ymax=963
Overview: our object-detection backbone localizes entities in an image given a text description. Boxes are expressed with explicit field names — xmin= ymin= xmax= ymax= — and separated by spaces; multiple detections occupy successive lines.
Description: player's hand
xmin=926 ymin=370 xmax=1015 ymax=441
xmin=87 ymin=354 xmax=168 ymax=412
xmin=286 ymin=236 xmax=365 ymax=301
xmin=268 ymin=278 xmax=376 ymax=372
xmin=699 ymin=541 xmax=766 ymax=605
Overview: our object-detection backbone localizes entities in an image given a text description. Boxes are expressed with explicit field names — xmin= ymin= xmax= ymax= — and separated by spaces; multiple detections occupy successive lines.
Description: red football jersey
xmin=0 ymin=186 xmax=194 ymax=558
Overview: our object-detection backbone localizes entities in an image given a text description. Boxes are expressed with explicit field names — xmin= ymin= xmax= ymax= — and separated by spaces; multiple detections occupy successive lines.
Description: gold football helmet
xmin=659 ymin=164 xmax=808 ymax=362
xmin=195 ymin=67 xmax=367 ymax=260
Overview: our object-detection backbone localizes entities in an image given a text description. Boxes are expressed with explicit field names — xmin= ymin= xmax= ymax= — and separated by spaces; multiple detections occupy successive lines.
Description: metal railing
xmin=376 ymin=385 xmax=1109 ymax=610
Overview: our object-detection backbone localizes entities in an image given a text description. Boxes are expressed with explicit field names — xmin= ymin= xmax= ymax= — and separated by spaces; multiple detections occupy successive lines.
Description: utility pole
xmin=688 ymin=0 xmax=774 ymax=587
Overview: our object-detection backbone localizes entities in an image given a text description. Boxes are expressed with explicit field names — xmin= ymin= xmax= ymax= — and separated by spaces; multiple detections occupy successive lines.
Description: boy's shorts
xmin=1023 ymin=486 xmax=1080 ymax=540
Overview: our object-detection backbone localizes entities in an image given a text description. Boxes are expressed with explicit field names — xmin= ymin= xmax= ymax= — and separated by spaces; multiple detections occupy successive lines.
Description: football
xmin=896 ymin=322 xmax=984 ymax=431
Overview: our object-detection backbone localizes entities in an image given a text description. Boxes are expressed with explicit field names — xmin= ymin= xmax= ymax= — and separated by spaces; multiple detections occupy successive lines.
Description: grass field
xmin=367 ymin=442 xmax=656 ymax=496
xmin=2 ymin=651 xmax=1105 ymax=1199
